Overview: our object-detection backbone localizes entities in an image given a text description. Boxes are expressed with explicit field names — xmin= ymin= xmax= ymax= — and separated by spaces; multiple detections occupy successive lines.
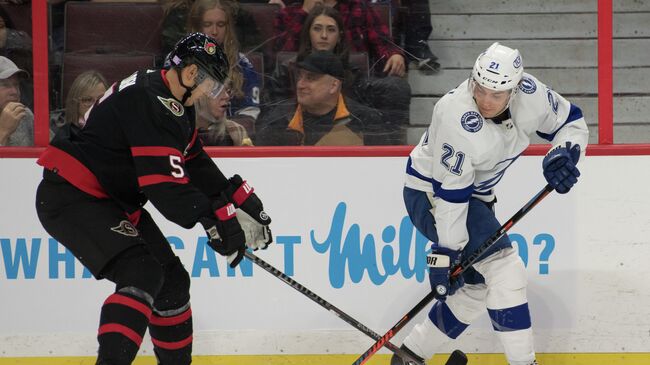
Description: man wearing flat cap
xmin=256 ymin=50 xmax=381 ymax=146
xmin=0 ymin=56 xmax=33 ymax=146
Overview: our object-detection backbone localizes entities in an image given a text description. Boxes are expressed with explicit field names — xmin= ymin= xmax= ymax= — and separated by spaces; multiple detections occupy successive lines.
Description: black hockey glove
xmin=199 ymin=197 xmax=246 ymax=268
xmin=225 ymin=174 xmax=272 ymax=226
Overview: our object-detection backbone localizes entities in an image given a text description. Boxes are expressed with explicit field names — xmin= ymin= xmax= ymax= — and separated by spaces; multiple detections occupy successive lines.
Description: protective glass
xmin=195 ymin=68 xmax=228 ymax=99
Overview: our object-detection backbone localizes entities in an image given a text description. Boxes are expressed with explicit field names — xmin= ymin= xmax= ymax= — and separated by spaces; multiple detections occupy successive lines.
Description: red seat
xmin=62 ymin=52 xmax=156 ymax=101
xmin=64 ymin=2 xmax=163 ymax=54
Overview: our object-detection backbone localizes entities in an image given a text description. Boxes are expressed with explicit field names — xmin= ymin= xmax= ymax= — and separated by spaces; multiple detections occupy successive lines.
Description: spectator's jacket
xmin=2 ymin=107 xmax=33 ymax=146
xmin=273 ymin=1 xmax=402 ymax=68
xmin=256 ymin=94 xmax=382 ymax=146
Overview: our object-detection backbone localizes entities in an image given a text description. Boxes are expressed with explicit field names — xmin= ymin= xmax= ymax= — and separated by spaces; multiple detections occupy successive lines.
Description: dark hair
xmin=297 ymin=4 xmax=349 ymax=69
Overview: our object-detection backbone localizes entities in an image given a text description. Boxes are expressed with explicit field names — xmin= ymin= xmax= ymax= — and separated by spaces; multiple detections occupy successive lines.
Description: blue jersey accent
xmin=488 ymin=302 xmax=532 ymax=332
xmin=434 ymin=182 xmax=474 ymax=203
xmin=429 ymin=301 xmax=469 ymax=339
xmin=475 ymin=155 xmax=519 ymax=192
xmin=406 ymin=157 xmax=434 ymax=184
xmin=536 ymin=103 xmax=584 ymax=141
xmin=228 ymin=55 xmax=260 ymax=116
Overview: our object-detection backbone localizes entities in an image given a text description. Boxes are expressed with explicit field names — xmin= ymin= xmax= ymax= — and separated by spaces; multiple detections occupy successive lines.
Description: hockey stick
xmin=243 ymin=250 xmax=425 ymax=364
xmin=351 ymin=184 xmax=555 ymax=365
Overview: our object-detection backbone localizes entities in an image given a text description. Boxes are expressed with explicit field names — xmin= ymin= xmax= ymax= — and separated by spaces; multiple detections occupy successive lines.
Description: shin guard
xmin=149 ymin=306 xmax=193 ymax=365
xmin=97 ymin=291 xmax=153 ymax=365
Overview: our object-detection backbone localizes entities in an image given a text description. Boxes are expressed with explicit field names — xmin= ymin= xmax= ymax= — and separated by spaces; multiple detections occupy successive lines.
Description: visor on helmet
xmin=195 ymin=68 xmax=229 ymax=99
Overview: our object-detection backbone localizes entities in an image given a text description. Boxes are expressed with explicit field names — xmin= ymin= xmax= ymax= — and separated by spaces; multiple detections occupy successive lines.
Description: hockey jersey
xmin=228 ymin=54 xmax=261 ymax=119
xmin=38 ymin=69 xmax=229 ymax=229
xmin=405 ymin=73 xmax=589 ymax=251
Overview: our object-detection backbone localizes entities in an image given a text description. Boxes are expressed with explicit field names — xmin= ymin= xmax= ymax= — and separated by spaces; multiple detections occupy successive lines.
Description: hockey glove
xmin=542 ymin=141 xmax=581 ymax=194
xmin=200 ymin=197 xmax=246 ymax=268
xmin=225 ymin=175 xmax=272 ymax=226
xmin=427 ymin=246 xmax=464 ymax=300
xmin=236 ymin=208 xmax=273 ymax=250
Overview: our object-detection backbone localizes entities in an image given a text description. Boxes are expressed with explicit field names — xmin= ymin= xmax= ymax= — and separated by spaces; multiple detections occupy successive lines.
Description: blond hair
xmin=188 ymin=0 xmax=244 ymax=98
xmin=64 ymin=70 xmax=108 ymax=127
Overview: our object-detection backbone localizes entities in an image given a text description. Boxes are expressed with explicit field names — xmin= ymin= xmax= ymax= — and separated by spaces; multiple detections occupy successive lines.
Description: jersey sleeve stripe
xmin=434 ymin=184 xmax=474 ymax=203
xmin=536 ymin=103 xmax=584 ymax=141
xmin=406 ymin=157 xmax=434 ymax=183
xmin=138 ymin=174 xmax=189 ymax=187
xmin=131 ymin=146 xmax=184 ymax=158
xmin=37 ymin=146 xmax=109 ymax=199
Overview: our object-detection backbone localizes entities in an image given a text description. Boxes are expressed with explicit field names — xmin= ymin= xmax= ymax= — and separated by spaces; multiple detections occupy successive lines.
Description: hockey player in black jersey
xmin=35 ymin=33 xmax=273 ymax=365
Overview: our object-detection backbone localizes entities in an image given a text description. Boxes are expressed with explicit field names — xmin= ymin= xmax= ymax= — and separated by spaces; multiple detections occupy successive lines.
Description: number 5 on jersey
xmin=169 ymin=155 xmax=185 ymax=178
xmin=440 ymin=143 xmax=465 ymax=175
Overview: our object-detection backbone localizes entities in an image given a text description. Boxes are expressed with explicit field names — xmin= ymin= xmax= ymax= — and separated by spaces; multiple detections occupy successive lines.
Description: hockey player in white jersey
xmin=391 ymin=43 xmax=589 ymax=365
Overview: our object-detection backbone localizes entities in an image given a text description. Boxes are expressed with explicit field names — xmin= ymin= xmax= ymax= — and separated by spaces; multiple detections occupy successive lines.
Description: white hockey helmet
xmin=471 ymin=42 xmax=523 ymax=91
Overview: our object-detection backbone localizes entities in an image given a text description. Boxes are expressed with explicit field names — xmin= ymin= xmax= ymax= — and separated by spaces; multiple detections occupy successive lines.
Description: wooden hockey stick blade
xmin=445 ymin=350 xmax=468 ymax=365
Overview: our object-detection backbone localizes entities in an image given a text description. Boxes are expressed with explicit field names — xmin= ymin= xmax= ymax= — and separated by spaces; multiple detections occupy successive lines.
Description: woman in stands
xmin=51 ymin=70 xmax=108 ymax=134
xmin=188 ymin=0 xmax=261 ymax=132
xmin=266 ymin=4 xmax=355 ymax=102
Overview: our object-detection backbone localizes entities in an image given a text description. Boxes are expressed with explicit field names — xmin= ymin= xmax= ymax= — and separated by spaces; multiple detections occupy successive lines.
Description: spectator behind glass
xmin=195 ymin=89 xmax=253 ymax=146
xmin=273 ymin=0 xmax=411 ymax=145
xmin=274 ymin=0 xmax=405 ymax=77
xmin=0 ymin=56 xmax=32 ymax=146
xmin=188 ymin=0 xmax=261 ymax=131
xmin=0 ymin=5 xmax=32 ymax=108
xmin=267 ymin=4 xmax=354 ymax=102
xmin=51 ymin=70 xmax=109 ymax=133
xmin=374 ymin=0 xmax=440 ymax=74
xmin=256 ymin=50 xmax=382 ymax=146
xmin=160 ymin=0 xmax=261 ymax=56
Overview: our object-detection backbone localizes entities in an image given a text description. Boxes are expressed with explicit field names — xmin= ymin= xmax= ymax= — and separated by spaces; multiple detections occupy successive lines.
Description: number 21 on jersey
xmin=440 ymin=143 xmax=465 ymax=175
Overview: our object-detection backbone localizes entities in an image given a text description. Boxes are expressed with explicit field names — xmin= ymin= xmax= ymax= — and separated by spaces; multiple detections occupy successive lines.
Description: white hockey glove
xmin=236 ymin=208 xmax=273 ymax=250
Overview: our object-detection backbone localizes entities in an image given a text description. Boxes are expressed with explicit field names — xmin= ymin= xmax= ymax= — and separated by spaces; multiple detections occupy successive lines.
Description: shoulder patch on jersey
xmin=519 ymin=76 xmax=537 ymax=94
xmin=157 ymin=96 xmax=185 ymax=117
xmin=460 ymin=111 xmax=483 ymax=133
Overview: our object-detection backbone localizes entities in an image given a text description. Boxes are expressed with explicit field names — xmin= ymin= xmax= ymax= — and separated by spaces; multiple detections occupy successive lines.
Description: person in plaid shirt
xmin=273 ymin=0 xmax=406 ymax=77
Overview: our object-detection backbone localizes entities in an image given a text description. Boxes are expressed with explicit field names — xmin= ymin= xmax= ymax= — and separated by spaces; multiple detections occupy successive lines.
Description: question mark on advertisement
xmin=532 ymin=233 xmax=555 ymax=275
xmin=509 ymin=233 xmax=528 ymax=267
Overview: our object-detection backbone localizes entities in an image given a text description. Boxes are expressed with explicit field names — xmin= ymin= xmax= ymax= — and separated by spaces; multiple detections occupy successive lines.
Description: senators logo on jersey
xmin=158 ymin=96 xmax=184 ymax=116
xmin=111 ymin=220 xmax=139 ymax=237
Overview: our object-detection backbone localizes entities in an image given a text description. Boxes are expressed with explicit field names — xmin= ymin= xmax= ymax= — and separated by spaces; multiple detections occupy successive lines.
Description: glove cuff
xmin=427 ymin=253 xmax=450 ymax=268
xmin=215 ymin=202 xmax=237 ymax=221
xmin=231 ymin=179 xmax=254 ymax=206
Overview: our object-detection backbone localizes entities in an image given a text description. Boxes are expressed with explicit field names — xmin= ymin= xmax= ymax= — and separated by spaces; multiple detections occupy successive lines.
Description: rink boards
xmin=1 ymin=156 xmax=649 ymax=364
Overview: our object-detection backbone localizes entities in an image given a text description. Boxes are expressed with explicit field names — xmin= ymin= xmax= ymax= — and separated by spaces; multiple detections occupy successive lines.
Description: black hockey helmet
xmin=166 ymin=32 xmax=230 ymax=84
